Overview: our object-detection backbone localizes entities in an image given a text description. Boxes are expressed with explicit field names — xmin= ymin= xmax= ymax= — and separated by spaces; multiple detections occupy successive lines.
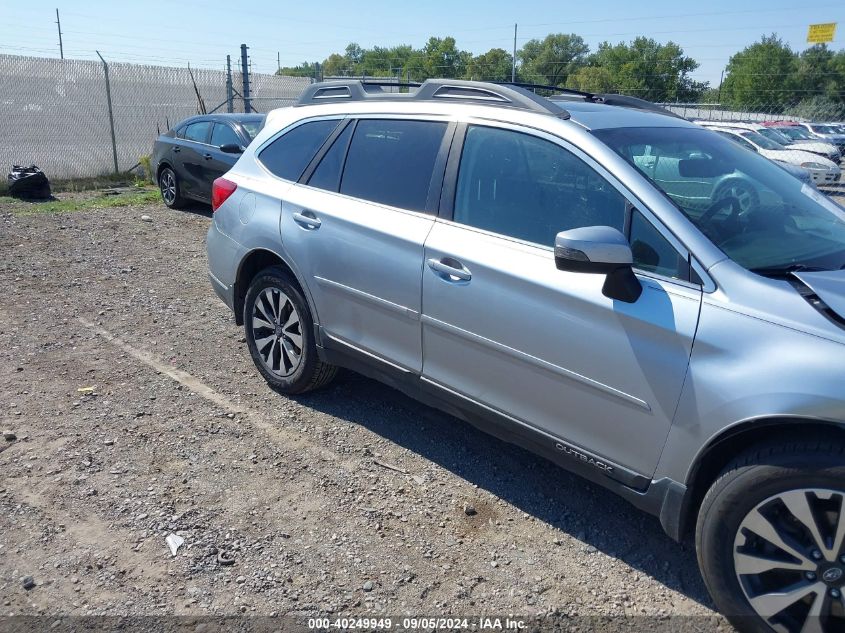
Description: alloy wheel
xmin=250 ymin=287 xmax=303 ymax=377
xmin=160 ymin=170 xmax=176 ymax=205
xmin=733 ymin=488 xmax=845 ymax=632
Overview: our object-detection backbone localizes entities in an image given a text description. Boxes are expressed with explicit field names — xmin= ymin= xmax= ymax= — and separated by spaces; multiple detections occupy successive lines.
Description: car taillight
xmin=211 ymin=177 xmax=237 ymax=212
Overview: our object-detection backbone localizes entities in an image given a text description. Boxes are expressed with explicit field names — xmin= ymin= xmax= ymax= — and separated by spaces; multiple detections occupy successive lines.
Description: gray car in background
xmin=206 ymin=80 xmax=845 ymax=633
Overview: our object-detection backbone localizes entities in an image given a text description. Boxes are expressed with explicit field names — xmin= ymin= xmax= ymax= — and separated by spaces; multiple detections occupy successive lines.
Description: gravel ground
xmin=3 ymin=191 xmax=817 ymax=629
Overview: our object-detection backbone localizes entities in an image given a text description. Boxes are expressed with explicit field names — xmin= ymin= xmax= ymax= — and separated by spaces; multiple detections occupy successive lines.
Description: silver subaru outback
xmin=206 ymin=80 xmax=845 ymax=633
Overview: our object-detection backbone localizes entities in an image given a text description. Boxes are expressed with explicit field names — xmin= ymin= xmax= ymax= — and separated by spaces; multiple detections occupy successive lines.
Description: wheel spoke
xmin=798 ymin=589 xmax=825 ymax=633
xmin=282 ymin=306 xmax=298 ymax=330
xmin=741 ymin=508 xmax=815 ymax=568
xmin=252 ymin=316 xmax=274 ymax=331
xmin=284 ymin=330 xmax=302 ymax=349
xmin=748 ymin=581 xmax=823 ymax=618
xmin=256 ymin=294 xmax=276 ymax=324
xmin=282 ymin=337 xmax=300 ymax=366
xmin=779 ymin=491 xmax=830 ymax=559
xmin=254 ymin=334 xmax=275 ymax=351
xmin=735 ymin=550 xmax=814 ymax=575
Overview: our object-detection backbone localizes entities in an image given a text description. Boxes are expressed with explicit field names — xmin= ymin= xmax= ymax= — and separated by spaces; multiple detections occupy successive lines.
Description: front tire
xmin=696 ymin=439 xmax=845 ymax=633
xmin=243 ymin=267 xmax=337 ymax=394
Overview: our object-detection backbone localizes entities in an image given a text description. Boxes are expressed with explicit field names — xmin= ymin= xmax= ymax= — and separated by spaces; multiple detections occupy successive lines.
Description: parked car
xmin=791 ymin=121 xmax=845 ymax=154
xmin=207 ymin=80 xmax=845 ymax=633
xmin=703 ymin=125 xmax=841 ymax=185
xmin=152 ymin=113 xmax=265 ymax=208
xmin=759 ymin=121 xmax=843 ymax=161
xmin=710 ymin=120 xmax=842 ymax=162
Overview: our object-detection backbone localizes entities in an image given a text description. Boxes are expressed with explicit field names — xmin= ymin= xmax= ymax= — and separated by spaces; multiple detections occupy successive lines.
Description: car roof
xmin=175 ymin=113 xmax=265 ymax=129
xmin=558 ymin=100 xmax=698 ymax=130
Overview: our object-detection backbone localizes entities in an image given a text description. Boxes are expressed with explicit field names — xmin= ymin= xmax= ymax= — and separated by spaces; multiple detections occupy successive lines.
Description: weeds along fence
xmin=0 ymin=54 xmax=311 ymax=179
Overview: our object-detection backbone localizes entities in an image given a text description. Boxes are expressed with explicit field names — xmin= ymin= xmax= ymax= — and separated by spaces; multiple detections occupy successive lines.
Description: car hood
xmin=795 ymin=270 xmax=845 ymax=321
xmin=766 ymin=149 xmax=838 ymax=169
xmin=789 ymin=141 xmax=839 ymax=155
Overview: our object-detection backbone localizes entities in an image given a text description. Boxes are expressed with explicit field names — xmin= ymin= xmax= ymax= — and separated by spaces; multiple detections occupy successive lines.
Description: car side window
xmin=340 ymin=119 xmax=447 ymax=212
xmin=629 ymin=211 xmax=687 ymax=280
xmin=717 ymin=131 xmax=756 ymax=152
xmin=307 ymin=122 xmax=354 ymax=192
xmin=453 ymin=125 xmax=626 ymax=247
xmin=183 ymin=121 xmax=211 ymax=144
xmin=210 ymin=123 xmax=241 ymax=148
xmin=258 ymin=119 xmax=340 ymax=182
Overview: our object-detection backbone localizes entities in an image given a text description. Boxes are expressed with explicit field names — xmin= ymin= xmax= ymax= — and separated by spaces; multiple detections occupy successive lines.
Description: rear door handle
xmin=292 ymin=210 xmax=321 ymax=230
xmin=203 ymin=153 xmax=213 ymax=160
xmin=172 ymin=146 xmax=181 ymax=153
xmin=427 ymin=258 xmax=471 ymax=282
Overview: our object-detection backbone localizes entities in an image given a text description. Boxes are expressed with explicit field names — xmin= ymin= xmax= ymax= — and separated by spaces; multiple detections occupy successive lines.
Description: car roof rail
xmin=296 ymin=79 xmax=570 ymax=118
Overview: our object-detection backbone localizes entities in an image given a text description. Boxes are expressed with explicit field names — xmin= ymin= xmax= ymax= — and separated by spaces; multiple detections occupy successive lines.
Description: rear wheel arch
xmin=234 ymin=249 xmax=316 ymax=327
xmin=156 ymin=161 xmax=173 ymax=182
xmin=680 ymin=416 xmax=845 ymax=538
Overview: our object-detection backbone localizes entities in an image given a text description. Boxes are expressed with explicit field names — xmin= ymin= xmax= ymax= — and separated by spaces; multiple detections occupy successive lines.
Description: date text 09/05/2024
xmin=306 ymin=617 xmax=527 ymax=630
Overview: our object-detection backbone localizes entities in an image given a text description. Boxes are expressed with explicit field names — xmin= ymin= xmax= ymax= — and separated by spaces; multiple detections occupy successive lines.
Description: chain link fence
xmin=0 ymin=54 xmax=311 ymax=179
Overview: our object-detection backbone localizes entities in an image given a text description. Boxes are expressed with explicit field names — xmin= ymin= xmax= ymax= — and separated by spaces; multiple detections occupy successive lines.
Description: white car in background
xmin=757 ymin=122 xmax=842 ymax=161
xmin=701 ymin=124 xmax=842 ymax=186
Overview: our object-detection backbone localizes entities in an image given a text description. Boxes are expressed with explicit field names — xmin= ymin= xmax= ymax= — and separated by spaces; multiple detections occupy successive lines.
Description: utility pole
xmin=240 ymin=44 xmax=251 ymax=113
xmin=277 ymin=51 xmax=280 ymax=74
xmin=226 ymin=55 xmax=234 ymax=113
xmin=56 ymin=9 xmax=64 ymax=59
xmin=512 ymin=24 xmax=517 ymax=83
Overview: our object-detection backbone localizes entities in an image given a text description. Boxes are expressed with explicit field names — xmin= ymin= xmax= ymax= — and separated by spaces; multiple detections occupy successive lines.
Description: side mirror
xmin=220 ymin=143 xmax=244 ymax=154
xmin=554 ymin=226 xmax=643 ymax=303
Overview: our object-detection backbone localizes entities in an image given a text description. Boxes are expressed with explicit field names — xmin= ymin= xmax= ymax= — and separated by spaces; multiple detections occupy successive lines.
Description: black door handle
xmin=172 ymin=146 xmax=181 ymax=153
xmin=203 ymin=153 xmax=212 ymax=160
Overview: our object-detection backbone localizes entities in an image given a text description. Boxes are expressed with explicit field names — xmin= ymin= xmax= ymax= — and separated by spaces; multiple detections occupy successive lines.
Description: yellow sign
xmin=807 ymin=23 xmax=836 ymax=44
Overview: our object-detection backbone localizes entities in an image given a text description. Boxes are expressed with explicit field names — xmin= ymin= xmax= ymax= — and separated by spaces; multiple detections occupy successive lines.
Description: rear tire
xmin=696 ymin=438 xmax=845 ymax=633
xmin=159 ymin=166 xmax=185 ymax=209
xmin=243 ymin=266 xmax=337 ymax=394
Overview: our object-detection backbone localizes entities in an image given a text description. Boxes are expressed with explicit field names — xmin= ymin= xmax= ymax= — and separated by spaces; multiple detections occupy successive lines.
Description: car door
xmin=179 ymin=120 xmax=213 ymax=199
xmin=205 ymin=122 xmax=243 ymax=185
xmin=272 ymin=116 xmax=453 ymax=372
xmin=421 ymin=123 xmax=702 ymax=479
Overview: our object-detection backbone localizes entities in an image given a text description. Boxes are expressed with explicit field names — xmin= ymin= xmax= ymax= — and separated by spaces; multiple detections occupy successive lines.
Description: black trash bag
xmin=7 ymin=165 xmax=51 ymax=199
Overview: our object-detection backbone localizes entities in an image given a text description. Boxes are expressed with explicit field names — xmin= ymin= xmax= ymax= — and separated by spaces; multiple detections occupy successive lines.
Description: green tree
xmin=466 ymin=48 xmax=513 ymax=81
xmin=276 ymin=62 xmax=318 ymax=78
xmin=322 ymin=53 xmax=353 ymax=77
xmin=721 ymin=34 xmax=798 ymax=110
xmin=518 ymin=33 xmax=589 ymax=86
xmin=587 ymin=37 xmax=702 ymax=101
xmin=567 ymin=66 xmax=615 ymax=93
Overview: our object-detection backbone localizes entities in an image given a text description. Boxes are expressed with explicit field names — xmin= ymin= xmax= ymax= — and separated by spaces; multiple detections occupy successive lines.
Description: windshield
xmin=593 ymin=126 xmax=845 ymax=273
xmin=740 ymin=130 xmax=784 ymax=150
xmin=811 ymin=124 xmax=837 ymax=135
xmin=777 ymin=126 xmax=814 ymax=141
xmin=757 ymin=127 xmax=793 ymax=145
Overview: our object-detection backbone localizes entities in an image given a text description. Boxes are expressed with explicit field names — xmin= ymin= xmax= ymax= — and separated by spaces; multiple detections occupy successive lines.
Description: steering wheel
xmin=698 ymin=196 xmax=743 ymax=244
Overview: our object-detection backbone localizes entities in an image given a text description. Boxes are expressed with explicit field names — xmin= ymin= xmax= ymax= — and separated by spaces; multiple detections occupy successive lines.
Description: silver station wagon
xmin=206 ymin=80 xmax=845 ymax=633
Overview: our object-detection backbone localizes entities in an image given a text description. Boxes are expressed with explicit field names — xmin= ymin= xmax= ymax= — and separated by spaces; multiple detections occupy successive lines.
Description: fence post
xmin=240 ymin=44 xmax=251 ymax=113
xmin=226 ymin=55 xmax=234 ymax=113
xmin=96 ymin=51 xmax=119 ymax=174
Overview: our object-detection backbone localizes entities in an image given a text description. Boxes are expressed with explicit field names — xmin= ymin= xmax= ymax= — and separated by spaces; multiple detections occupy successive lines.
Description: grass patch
xmin=1 ymin=188 xmax=160 ymax=215
xmin=0 ymin=171 xmax=149 ymax=196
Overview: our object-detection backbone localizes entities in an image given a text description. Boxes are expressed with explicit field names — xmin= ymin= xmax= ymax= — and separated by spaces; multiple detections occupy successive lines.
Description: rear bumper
xmin=206 ymin=221 xmax=239 ymax=314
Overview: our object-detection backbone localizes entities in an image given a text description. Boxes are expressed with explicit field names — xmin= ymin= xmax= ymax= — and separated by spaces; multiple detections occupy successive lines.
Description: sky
xmin=0 ymin=0 xmax=842 ymax=86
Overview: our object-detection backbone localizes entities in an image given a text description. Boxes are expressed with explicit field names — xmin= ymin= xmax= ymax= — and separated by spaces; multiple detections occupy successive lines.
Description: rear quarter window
xmin=258 ymin=119 xmax=340 ymax=182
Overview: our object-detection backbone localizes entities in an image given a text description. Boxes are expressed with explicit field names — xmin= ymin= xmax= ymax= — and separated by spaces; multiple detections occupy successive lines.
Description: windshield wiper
xmin=750 ymin=264 xmax=827 ymax=278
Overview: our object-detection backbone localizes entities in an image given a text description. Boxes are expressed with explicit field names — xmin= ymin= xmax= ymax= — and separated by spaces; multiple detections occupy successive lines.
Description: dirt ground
xmin=1 ymin=191 xmax=796 ymax=629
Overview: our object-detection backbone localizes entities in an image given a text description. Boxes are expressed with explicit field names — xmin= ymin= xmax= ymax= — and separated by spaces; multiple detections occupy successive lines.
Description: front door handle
xmin=172 ymin=146 xmax=181 ymax=153
xmin=427 ymin=257 xmax=471 ymax=282
xmin=203 ymin=153 xmax=213 ymax=160
xmin=292 ymin=210 xmax=321 ymax=230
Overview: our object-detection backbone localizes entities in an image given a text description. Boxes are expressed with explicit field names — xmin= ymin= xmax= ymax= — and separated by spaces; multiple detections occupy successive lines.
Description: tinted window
xmin=210 ymin=123 xmax=241 ymax=147
xmin=630 ymin=211 xmax=686 ymax=279
xmin=259 ymin=119 xmax=340 ymax=181
xmin=454 ymin=126 xmax=626 ymax=246
xmin=716 ymin=131 xmax=756 ymax=152
xmin=340 ymin=119 xmax=447 ymax=211
xmin=183 ymin=121 xmax=211 ymax=143
xmin=241 ymin=119 xmax=264 ymax=141
xmin=308 ymin=122 xmax=353 ymax=192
